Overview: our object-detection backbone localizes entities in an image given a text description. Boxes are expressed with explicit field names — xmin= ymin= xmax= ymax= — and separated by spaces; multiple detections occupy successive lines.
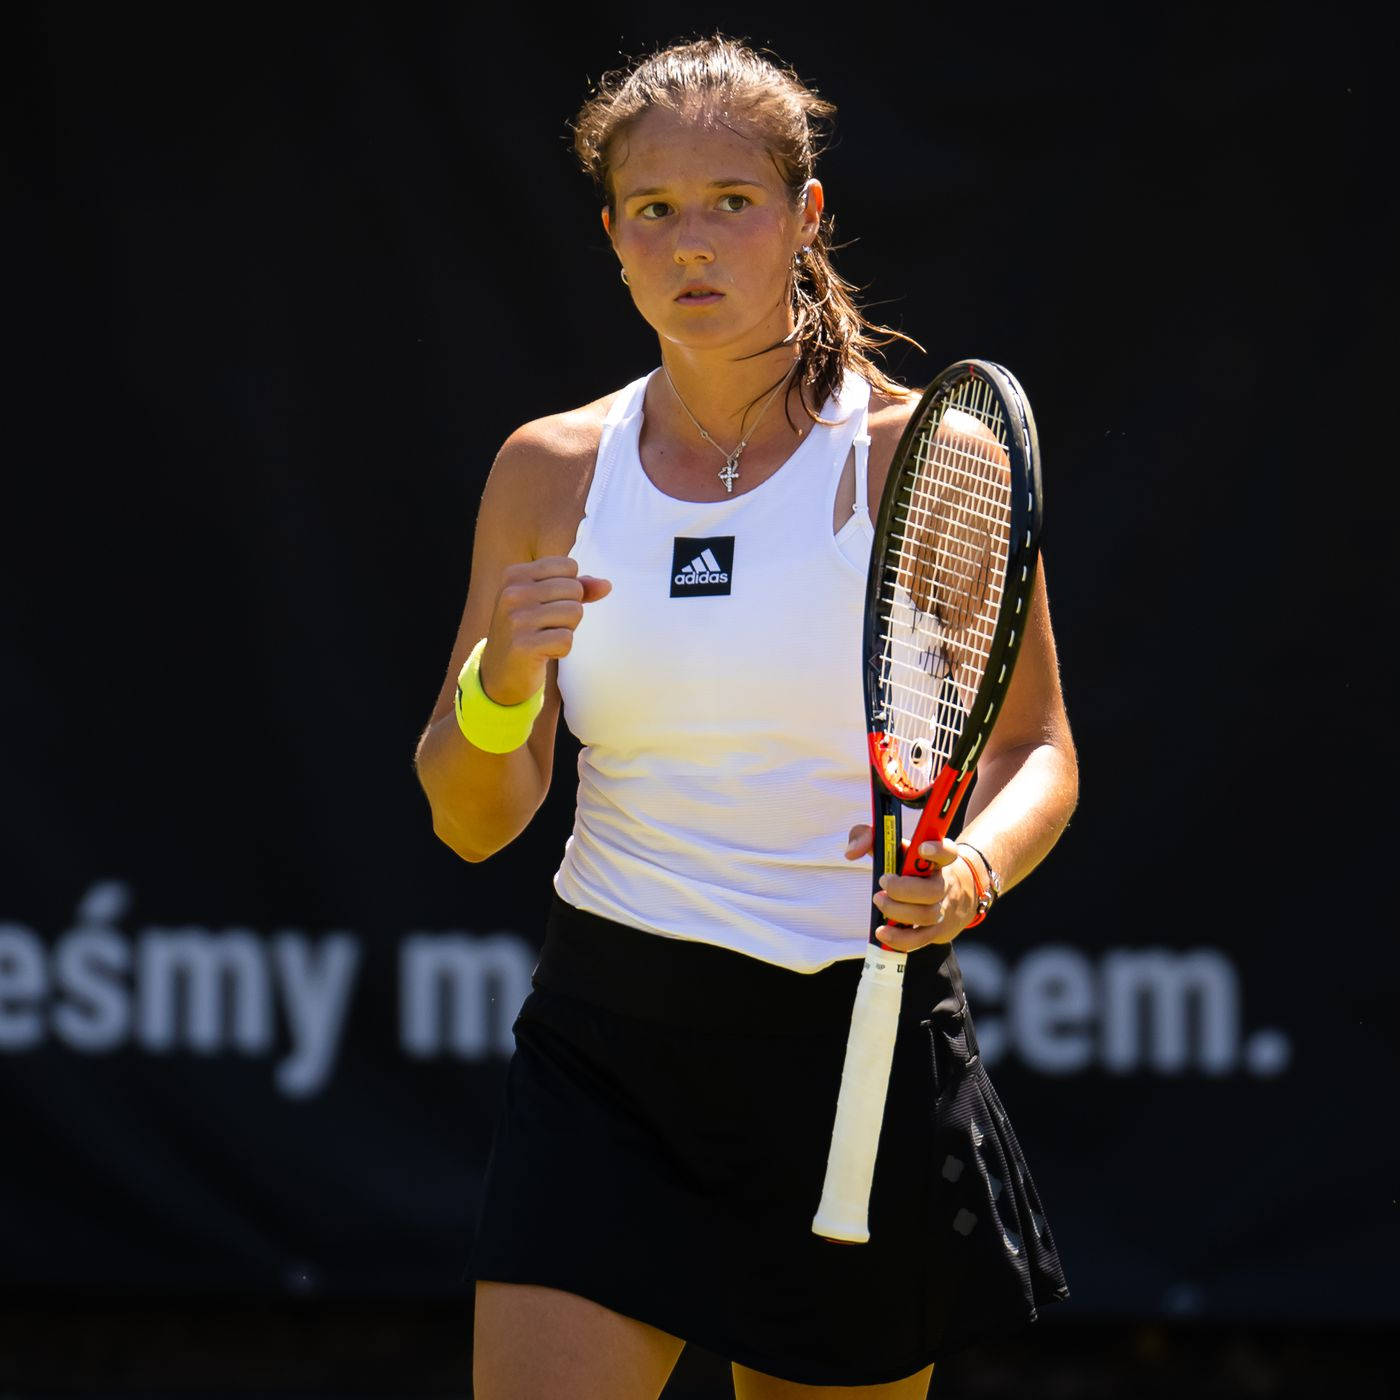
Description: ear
xmin=601 ymin=207 xmax=612 ymax=238
xmin=799 ymin=179 xmax=824 ymax=250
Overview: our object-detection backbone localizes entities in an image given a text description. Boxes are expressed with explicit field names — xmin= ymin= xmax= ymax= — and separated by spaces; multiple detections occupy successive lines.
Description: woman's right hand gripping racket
xmin=812 ymin=359 xmax=1043 ymax=1244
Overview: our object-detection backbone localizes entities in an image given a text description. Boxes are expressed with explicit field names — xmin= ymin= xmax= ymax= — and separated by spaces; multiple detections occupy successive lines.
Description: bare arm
xmin=953 ymin=558 xmax=1078 ymax=895
xmin=413 ymin=425 xmax=610 ymax=863
xmin=857 ymin=558 xmax=1078 ymax=945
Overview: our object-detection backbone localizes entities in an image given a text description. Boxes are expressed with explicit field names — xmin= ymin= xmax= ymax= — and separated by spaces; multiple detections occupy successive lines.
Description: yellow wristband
xmin=453 ymin=638 xmax=545 ymax=754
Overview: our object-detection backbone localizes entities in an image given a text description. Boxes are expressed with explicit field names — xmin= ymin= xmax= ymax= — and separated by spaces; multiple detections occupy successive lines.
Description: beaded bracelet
xmin=453 ymin=637 xmax=545 ymax=754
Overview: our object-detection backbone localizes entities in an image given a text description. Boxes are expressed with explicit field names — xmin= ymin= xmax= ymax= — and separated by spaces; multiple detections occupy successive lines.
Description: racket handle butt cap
xmin=810 ymin=1212 xmax=871 ymax=1245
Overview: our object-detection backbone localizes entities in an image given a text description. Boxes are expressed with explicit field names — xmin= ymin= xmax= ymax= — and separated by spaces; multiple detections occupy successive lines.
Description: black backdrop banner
xmin=3 ymin=2 xmax=1393 ymax=1326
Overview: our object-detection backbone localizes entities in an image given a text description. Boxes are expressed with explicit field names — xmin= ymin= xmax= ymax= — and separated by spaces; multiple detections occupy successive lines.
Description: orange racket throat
xmin=868 ymin=735 xmax=974 ymax=877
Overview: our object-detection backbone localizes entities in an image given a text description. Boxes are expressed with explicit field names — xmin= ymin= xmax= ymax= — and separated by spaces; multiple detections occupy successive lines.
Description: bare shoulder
xmin=864 ymin=383 xmax=922 ymax=512
xmin=868 ymin=383 xmax=922 ymax=438
xmin=861 ymin=382 xmax=1006 ymax=512
xmin=483 ymin=387 xmax=623 ymax=558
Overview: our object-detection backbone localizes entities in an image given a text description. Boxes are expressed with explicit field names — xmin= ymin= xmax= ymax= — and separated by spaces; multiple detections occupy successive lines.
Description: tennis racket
xmin=811 ymin=358 xmax=1043 ymax=1244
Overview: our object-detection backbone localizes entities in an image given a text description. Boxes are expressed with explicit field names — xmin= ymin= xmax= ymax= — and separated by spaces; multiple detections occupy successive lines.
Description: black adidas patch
xmin=669 ymin=536 xmax=735 ymax=597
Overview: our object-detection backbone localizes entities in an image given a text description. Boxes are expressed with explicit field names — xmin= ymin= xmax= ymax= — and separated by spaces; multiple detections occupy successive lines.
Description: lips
xmin=676 ymin=285 xmax=723 ymax=301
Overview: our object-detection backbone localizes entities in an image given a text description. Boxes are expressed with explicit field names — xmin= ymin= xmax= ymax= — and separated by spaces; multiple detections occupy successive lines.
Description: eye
xmin=638 ymin=201 xmax=671 ymax=220
xmin=717 ymin=193 xmax=751 ymax=212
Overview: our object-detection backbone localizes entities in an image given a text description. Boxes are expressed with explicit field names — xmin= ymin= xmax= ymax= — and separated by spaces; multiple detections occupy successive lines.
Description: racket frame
xmin=863 ymin=359 xmax=1042 ymax=885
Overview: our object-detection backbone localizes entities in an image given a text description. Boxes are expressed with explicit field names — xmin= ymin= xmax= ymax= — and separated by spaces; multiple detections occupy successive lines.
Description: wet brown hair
xmin=572 ymin=35 xmax=917 ymax=420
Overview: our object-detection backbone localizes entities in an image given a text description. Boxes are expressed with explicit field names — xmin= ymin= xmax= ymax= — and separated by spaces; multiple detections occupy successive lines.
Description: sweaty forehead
xmin=609 ymin=105 xmax=778 ymax=189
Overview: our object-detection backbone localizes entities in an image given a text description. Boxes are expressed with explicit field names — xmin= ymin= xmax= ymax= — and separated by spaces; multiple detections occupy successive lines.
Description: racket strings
xmin=875 ymin=378 xmax=1013 ymax=792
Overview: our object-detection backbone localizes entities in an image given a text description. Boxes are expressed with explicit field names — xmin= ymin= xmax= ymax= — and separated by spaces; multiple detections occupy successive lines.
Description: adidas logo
xmin=669 ymin=535 xmax=735 ymax=598
xmin=674 ymin=547 xmax=729 ymax=586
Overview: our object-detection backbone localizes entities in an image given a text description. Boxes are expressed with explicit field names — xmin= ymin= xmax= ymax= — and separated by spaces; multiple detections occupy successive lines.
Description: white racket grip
xmin=811 ymin=949 xmax=907 ymax=1243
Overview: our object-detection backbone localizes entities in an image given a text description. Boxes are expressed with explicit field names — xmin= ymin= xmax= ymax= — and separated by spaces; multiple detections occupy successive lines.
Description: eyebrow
xmin=620 ymin=178 xmax=763 ymax=201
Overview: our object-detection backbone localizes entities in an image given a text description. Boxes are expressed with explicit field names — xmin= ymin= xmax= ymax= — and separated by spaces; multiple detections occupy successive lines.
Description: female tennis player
xmin=415 ymin=36 xmax=1078 ymax=1400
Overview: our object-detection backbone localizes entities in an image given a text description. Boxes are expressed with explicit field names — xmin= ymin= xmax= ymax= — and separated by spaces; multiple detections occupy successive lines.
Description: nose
xmin=672 ymin=215 xmax=715 ymax=265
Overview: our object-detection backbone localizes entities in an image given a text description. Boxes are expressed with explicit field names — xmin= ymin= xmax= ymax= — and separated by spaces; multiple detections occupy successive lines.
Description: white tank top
xmin=553 ymin=369 xmax=876 ymax=972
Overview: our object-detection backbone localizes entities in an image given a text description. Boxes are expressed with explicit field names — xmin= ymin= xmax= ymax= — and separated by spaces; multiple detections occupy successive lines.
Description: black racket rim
xmin=862 ymin=358 xmax=1044 ymax=807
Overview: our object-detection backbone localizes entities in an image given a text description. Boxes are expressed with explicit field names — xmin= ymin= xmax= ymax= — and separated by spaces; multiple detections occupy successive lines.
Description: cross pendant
xmin=718 ymin=455 xmax=740 ymax=493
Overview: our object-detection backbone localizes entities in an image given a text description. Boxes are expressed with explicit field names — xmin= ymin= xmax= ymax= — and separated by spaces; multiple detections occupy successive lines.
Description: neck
xmin=657 ymin=343 xmax=805 ymax=455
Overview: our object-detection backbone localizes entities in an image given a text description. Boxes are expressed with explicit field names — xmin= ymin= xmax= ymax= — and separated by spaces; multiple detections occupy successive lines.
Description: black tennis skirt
xmin=467 ymin=896 xmax=1069 ymax=1387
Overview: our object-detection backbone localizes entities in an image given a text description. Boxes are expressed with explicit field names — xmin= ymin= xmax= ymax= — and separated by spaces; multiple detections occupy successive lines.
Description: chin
xmin=653 ymin=313 xmax=738 ymax=346
xmin=659 ymin=306 xmax=780 ymax=353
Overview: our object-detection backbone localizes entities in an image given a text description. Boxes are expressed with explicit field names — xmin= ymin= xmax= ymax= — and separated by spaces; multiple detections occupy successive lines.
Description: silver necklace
xmin=662 ymin=362 xmax=796 ymax=493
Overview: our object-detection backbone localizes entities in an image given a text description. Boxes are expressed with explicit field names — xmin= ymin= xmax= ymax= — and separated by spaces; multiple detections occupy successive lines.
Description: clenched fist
xmin=479 ymin=556 xmax=611 ymax=704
